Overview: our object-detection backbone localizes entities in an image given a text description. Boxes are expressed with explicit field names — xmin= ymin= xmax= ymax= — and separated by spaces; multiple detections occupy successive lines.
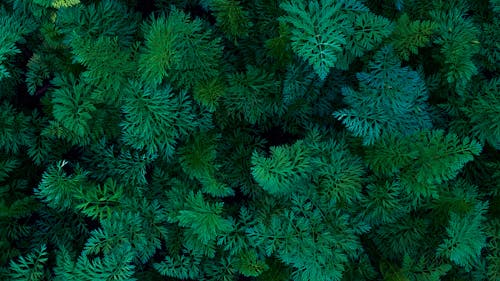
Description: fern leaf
xmin=279 ymin=0 xmax=346 ymax=79
xmin=251 ymin=141 xmax=312 ymax=196
xmin=437 ymin=202 xmax=488 ymax=271
xmin=9 ymin=245 xmax=48 ymax=281
xmin=176 ymin=191 xmax=235 ymax=245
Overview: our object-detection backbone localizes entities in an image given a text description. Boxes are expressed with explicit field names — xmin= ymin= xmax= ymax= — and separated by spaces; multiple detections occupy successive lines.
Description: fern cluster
xmin=0 ymin=0 xmax=498 ymax=280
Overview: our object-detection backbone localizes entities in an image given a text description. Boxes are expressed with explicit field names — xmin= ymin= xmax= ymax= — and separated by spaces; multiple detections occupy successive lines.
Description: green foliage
xmin=85 ymin=141 xmax=155 ymax=186
xmin=485 ymin=219 xmax=500 ymax=281
xmin=437 ymin=201 xmax=488 ymax=271
xmin=69 ymin=35 xmax=137 ymax=92
xmin=73 ymin=178 xmax=123 ymax=221
xmin=365 ymin=130 xmax=482 ymax=186
xmin=33 ymin=0 xmax=80 ymax=9
xmin=340 ymin=10 xmax=393 ymax=68
xmin=430 ymin=6 xmax=480 ymax=93
xmin=34 ymin=161 xmax=88 ymax=211
xmin=29 ymin=208 xmax=88 ymax=252
xmin=334 ymin=46 xmax=432 ymax=145
xmin=203 ymin=255 xmax=238 ymax=281
xmin=193 ymin=76 xmax=227 ymax=112
xmin=0 ymin=0 xmax=498 ymax=280
xmin=479 ymin=17 xmax=500 ymax=71
xmin=0 ymin=156 xmax=20 ymax=182
xmin=50 ymin=74 xmax=96 ymax=138
xmin=278 ymin=0 xmax=346 ymax=79
xmin=82 ymin=200 xmax=168 ymax=265
xmin=247 ymin=194 xmax=362 ymax=281
xmin=179 ymin=131 xmax=219 ymax=181
xmin=55 ymin=246 xmax=137 ymax=281
xmin=373 ymin=215 xmax=429 ymax=258
xmin=364 ymin=130 xmax=482 ymax=207
xmin=459 ymin=78 xmax=500 ymax=149
xmin=9 ymin=245 xmax=48 ymax=281
xmin=176 ymin=191 xmax=235 ymax=245
xmin=210 ymin=0 xmax=252 ymax=40
xmin=120 ymin=81 xmax=197 ymax=157
xmin=251 ymin=140 xmax=311 ymax=196
xmin=282 ymin=61 xmax=317 ymax=105
xmin=235 ymin=249 xmax=269 ymax=277
xmin=56 ymin=0 xmax=139 ymax=45
xmin=279 ymin=0 xmax=394 ymax=77
xmin=139 ymin=7 xmax=223 ymax=88
xmin=222 ymin=65 xmax=282 ymax=125
xmin=200 ymin=176 xmax=235 ymax=198
xmin=391 ymin=13 xmax=437 ymax=60
xmin=381 ymin=255 xmax=452 ymax=281
xmin=178 ymin=131 xmax=235 ymax=197
xmin=358 ymin=180 xmax=410 ymax=226
xmin=153 ymin=254 xmax=201 ymax=279
xmin=25 ymin=54 xmax=51 ymax=96
xmin=0 ymin=8 xmax=36 ymax=82
xmin=305 ymin=134 xmax=366 ymax=205
xmin=264 ymin=23 xmax=293 ymax=68
xmin=0 ymin=103 xmax=32 ymax=154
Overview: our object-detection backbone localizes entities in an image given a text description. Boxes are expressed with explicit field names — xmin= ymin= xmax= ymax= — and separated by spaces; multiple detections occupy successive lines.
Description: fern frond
xmin=153 ymin=254 xmax=202 ymax=279
xmin=34 ymin=161 xmax=88 ymax=211
xmin=176 ymin=191 xmax=235 ymax=245
xmin=8 ymin=245 xmax=48 ymax=281
xmin=222 ymin=65 xmax=282 ymax=125
xmin=139 ymin=7 xmax=222 ymax=88
xmin=391 ymin=13 xmax=437 ymax=60
xmin=50 ymin=74 xmax=96 ymax=138
xmin=120 ymin=81 xmax=197 ymax=157
xmin=210 ymin=0 xmax=252 ymax=39
xmin=437 ymin=202 xmax=488 ymax=271
xmin=279 ymin=0 xmax=346 ymax=79
xmin=251 ymin=140 xmax=312 ymax=196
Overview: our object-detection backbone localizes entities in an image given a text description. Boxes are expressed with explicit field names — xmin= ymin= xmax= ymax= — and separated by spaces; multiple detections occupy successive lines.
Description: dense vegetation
xmin=0 ymin=0 xmax=499 ymax=280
